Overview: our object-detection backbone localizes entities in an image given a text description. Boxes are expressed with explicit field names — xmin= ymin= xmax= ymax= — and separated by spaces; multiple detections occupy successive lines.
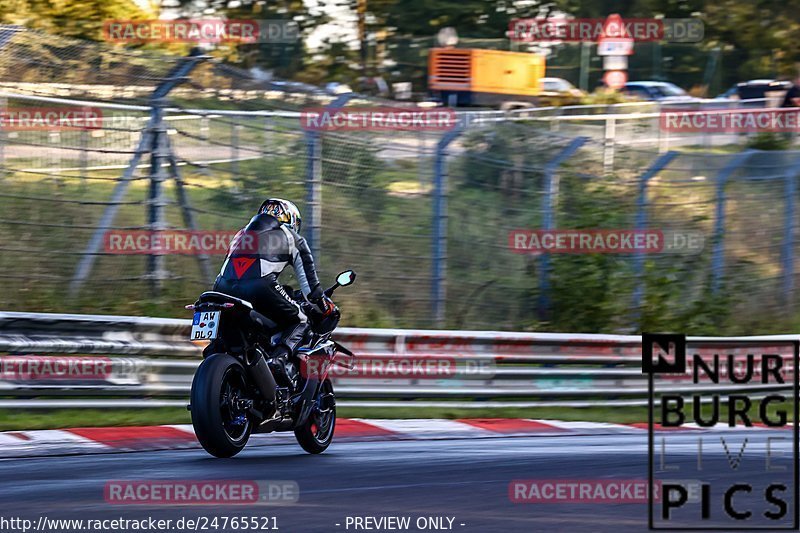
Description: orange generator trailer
xmin=428 ymin=47 xmax=545 ymax=107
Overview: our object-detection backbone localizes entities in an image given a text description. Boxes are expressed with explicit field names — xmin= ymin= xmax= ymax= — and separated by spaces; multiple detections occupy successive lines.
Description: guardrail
xmin=0 ymin=312 xmax=795 ymax=409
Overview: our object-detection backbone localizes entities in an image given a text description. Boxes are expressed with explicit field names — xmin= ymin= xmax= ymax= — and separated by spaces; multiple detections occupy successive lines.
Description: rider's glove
xmin=314 ymin=295 xmax=336 ymax=317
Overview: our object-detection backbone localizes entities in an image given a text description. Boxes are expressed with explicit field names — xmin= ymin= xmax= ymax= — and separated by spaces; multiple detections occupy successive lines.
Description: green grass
xmin=0 ymin=406 xmax=653 ymax=431
xmin=3 ymin=402 xmax=789 ymax=431
xmin=0 ymin=408 xmax=192 ymax=431
xmin=339 ymin=406 xmax=650 ymax=423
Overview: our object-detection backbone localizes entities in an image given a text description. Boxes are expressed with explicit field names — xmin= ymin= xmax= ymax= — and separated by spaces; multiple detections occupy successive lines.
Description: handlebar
xmin=292 ymin=268 xmax=356 ymax=302
xmin=292 ymin=284 xmax=338 ymax=302
xmin=323 ymin=284 xmax=338 ymax=298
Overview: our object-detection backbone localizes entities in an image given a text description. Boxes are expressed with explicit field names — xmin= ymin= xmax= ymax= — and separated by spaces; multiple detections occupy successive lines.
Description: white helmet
xmin=259 ymin=198 xmax=302 ymax=233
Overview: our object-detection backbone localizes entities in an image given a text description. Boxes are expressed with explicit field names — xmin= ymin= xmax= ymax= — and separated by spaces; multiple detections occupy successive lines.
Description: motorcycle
xmin=186 ymin=270 xmax=357 ymax=458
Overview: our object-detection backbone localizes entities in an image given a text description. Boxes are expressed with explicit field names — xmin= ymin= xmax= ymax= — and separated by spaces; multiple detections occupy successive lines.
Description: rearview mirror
xmin=336 ymin=270 xmax=356 ymax=287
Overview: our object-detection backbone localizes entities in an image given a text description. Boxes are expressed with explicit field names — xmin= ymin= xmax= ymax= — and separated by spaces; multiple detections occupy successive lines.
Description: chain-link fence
xmin=1 ymin=26 xmax=800 ymax=334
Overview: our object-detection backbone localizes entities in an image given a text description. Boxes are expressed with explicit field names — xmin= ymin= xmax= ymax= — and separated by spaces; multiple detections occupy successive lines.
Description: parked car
xmin=717 ymin=79 xmax=791 ymax=105
xmin=622 ymin=81 xmax=697 ymax=103
xmin=538 ymin=77 xmax=585 ymax=106
xmin=324 ymin=82 xmax=353 ymax=95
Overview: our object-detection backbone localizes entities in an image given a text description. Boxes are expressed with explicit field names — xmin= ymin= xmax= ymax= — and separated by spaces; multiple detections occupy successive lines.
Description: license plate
xmin=191 ymin=311 xmax=220 ymax=341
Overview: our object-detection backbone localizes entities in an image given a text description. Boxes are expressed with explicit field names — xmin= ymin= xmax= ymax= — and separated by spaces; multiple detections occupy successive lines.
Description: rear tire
xmin=191 ymin=353 xmax=253 ymax=458
xmin=294 ymin=379 xmax=336 ymax=454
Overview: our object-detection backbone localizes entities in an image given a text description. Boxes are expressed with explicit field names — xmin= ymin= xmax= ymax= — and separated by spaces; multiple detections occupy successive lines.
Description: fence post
xmin=657 ymin=103 xmax=669 ymax=154
xmin=783 ymin=170 xmax=798 ymax=311
xmin=579 ymin=42 xmax=590 ymax=92
xmin=603 ymin=117 xmax=616 ymax=174
xmin=200 ymin=115 xmax=210 ymax=140
xmin=537 ymin=137 xmax=589 ymax=322
xmin=305 ymin=131 xmax=322 ymax=257
xmin=147 ymin=101 xmax=169 ymax=296
xmin=78 ymin=125 xmax=89 ymax=192
xmin=0 ymin=95 xmax=5 ymax=182
xmin=305 ymin=93 xmax=353 ymax=258
xmin=48 ymin=131 xmax=61 ymax=179
xmin=549 ymin=109 xmax=561 ymax=133
xmin=431 ymin=127 xmax=464 ymax=327
xmin=263 ymin=114 xmax=272 ymax=159
xmin=711 ymin=151 xmax=753 ymax=294
xmin=230 ymin=121 xmax=240 ymax=179
xmin=418 ymin=129 xmax=426 ymax=187
xmin=631 ymin=151 xmax=678 ymax=329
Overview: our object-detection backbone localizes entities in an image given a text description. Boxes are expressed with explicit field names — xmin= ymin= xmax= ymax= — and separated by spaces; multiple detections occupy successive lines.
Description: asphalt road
xmin=0 ymin=431 xmax=794 ymax=533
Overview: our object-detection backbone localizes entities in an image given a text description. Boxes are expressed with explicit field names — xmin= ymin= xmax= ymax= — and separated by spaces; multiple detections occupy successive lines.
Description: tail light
xmin=185 ymin=302 xmax=235 ymax=310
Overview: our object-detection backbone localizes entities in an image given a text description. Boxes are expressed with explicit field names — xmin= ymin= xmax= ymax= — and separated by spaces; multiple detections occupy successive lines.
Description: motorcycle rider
xmin=213 ymin=198 xmax=335 ymax=382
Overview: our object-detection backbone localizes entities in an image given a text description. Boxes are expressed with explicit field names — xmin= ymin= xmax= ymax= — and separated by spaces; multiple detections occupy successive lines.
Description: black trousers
xmin=213 ymin=275 xmax=307 ymax=330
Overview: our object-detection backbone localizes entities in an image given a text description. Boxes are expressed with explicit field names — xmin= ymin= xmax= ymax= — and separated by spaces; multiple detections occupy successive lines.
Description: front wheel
xmin=294 ymin=379 xmax=336 ymax=454
xmin=191 ymin=353 xmax=253 ymax=458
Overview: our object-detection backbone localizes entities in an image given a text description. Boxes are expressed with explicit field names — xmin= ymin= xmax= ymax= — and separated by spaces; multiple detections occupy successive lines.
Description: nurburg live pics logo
xmin=643 ymin=333 xmax=800 ymax=529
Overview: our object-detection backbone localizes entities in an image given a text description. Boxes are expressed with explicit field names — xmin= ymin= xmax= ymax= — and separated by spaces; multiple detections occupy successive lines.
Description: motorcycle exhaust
xmin=245 ymin=346 xmax=278 ymax=407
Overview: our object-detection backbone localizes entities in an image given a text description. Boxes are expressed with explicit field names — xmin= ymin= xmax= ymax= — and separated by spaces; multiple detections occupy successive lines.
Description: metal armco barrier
xmin=0 ymin=312 xmax=795 ymax=409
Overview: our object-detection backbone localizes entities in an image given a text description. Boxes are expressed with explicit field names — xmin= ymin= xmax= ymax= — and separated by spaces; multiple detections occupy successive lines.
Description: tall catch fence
xmin=0 ymin=26 xmax=799 ymax=334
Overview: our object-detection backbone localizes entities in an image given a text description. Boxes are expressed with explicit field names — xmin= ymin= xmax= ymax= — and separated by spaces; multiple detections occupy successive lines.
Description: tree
xmin=0 ymin=0 xmax=153 ymax=41
xmin=166 ymin=0 xmax=329 ymax=79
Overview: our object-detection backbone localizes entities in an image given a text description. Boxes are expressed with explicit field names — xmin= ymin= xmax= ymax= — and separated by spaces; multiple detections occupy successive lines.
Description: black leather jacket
xmin=218 ymin=213 xmax=323 ymax=301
